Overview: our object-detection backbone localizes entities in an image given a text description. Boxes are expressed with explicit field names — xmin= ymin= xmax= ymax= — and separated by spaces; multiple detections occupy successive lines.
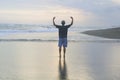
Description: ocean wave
xmin=0 ymin=39 xmax=120 ymax=43
xmin=0 ymin=29 xmax=57 ymax=33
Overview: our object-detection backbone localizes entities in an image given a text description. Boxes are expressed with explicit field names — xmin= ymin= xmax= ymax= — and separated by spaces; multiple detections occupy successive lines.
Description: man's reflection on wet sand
xmin=58 ymin=57 xmax=68 ymax=80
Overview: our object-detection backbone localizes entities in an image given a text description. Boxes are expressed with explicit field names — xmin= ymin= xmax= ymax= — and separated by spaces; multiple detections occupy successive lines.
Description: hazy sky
xmin=0 ymin=0 xmax=120 ymax=27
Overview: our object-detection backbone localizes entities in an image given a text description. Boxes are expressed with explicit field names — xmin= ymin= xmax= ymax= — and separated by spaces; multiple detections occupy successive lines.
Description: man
xmin=53 ymin=17 xmax=73 ymax=58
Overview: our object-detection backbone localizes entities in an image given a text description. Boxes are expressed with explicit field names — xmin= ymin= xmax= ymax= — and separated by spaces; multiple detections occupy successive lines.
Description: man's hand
xmin=70 ymin=16 xmax=73 ymax=19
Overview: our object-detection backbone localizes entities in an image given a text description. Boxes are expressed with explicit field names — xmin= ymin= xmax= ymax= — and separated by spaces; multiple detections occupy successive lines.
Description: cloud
xmin=112 ymin=0 xmax=120 ymax=4
xmin=0 ymin=6 xmax=92 ymax=25
xmin=0 ymin=0 xmax=120 ymax=26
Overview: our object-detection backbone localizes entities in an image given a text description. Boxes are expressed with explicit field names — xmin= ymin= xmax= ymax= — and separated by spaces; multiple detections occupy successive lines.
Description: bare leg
xmin=59 ymin=47 xmax=61 ymax=58
xmin=63 ymin=47 xmax=66 ymax=58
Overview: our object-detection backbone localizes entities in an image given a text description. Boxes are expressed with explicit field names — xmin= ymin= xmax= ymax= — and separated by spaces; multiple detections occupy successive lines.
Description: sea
xmin=0 ymin=23 xmax=119 ymax=42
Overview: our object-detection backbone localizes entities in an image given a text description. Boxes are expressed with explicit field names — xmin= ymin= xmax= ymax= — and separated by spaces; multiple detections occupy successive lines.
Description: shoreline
xmin=82 ymin=27 xmax=120 ymax=39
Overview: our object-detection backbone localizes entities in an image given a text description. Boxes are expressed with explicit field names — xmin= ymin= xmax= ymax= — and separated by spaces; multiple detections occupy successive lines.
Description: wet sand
xmin=0 ymin=41 xmax=120 ymax=80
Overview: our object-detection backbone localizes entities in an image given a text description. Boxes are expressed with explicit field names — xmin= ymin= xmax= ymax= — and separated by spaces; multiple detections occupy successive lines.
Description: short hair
xmin=61 ymin=20 xmax=65 ymax=25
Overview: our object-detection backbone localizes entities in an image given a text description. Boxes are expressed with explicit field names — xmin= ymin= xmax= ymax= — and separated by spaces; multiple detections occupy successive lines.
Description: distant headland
xmin=82 ymin=27 xmax=120 ymax=39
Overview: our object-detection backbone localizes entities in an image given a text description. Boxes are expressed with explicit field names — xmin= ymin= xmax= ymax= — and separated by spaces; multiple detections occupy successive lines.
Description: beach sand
xmin=0 ymin=41 xmax=120 ymax=80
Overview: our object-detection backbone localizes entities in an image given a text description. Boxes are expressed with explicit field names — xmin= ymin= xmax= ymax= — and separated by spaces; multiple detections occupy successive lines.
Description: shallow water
xmin=0 ymin=42 xmax=120 ymax=80
xmin=68 ymin=42 xmax=120 ymax=80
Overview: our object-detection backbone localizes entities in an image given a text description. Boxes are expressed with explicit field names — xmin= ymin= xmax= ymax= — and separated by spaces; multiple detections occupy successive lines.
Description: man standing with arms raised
xmin=53 ymin=17 xmax=73 ymax=58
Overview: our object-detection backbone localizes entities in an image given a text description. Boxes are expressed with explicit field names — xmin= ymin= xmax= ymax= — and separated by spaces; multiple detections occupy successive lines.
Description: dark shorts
xmin=58 ymin=38 xmax=67 ymax=47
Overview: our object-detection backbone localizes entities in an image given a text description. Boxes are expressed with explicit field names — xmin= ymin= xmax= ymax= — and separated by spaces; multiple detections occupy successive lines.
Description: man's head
xmin=61 ymin=20 xmax=65 ymax=26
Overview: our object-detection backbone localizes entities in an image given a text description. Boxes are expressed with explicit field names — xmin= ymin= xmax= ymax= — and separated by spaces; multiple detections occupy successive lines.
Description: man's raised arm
xmin=53 ymin=17 xmax=56 ymax=26
xmin=53 ymin=17 xmax=60 ymax=28
xmin=66 ymin=17 xmax=73 ymax=27
xmin=70 ymin=17 xmax=73 ymax=26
